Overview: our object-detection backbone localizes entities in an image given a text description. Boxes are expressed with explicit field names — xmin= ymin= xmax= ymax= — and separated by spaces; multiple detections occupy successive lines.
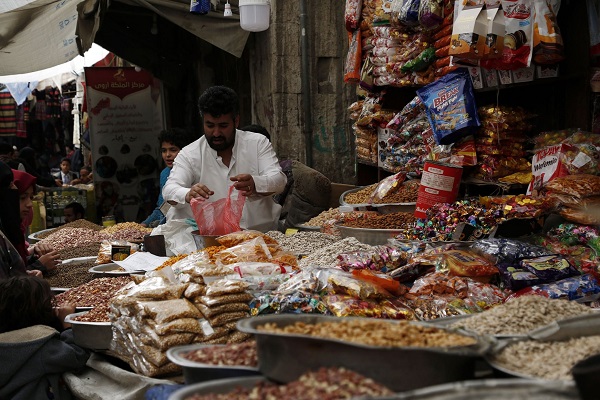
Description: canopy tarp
xmin=0 ymin=0 xmax=249 ymax=76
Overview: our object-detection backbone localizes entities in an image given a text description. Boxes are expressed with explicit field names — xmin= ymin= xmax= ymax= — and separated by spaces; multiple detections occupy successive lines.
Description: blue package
xmin=417 ymin=68 xmax=481 ymax=145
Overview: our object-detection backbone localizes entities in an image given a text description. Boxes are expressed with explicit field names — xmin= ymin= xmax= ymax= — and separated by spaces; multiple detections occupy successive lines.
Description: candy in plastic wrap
xmin=406 ymin=272 xmax=469 ymax=299
xmin=352 ymin=268 xmax=408 ymax=297
xmin=465 ymin=279 xmax=507 ymax=309
xmin=275 ymin=268 xmax=322 ymax=295
xmin=324 ymin=294 xmax=415 ymax=319
xmin=443 ymin=249 xmax=499 ymax=278
xmin=507 ymin=274 xmax=600 ymax=302
xmin=326 ymin=271 xmax=393 ymax=300
xmin=471 ymin=238 xmax=552 ymax=265
xmin=497 ymin=263 xmax=542 ymax=292
xmin=520 ymin=255 xmax=580 ymax=283
xmin=545 ymin=174 xmax=600 ymax=199
xmin=275 ymin=291 xmax=329 ymax=314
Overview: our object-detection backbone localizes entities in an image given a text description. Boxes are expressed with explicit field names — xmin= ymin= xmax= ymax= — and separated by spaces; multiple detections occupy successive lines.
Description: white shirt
xmin=162 ymin=130 xmax=287 ymax=232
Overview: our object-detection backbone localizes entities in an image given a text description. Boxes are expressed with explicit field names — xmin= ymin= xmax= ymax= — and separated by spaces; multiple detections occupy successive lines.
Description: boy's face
xmin=161 ymin=141 xmax=181 ymax=168
xmin=80 ymin=168 xmax=90 ymax=180
xmin=60 ymin=160 xmax=71 ymax=173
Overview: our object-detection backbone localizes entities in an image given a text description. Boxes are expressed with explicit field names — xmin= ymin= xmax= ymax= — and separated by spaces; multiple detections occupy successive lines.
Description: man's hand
xmin=231 ymin=174 xmax=255 ymax=197
xmin=26 ymin=269 xmax=43 ymax=277
xmin=34 ymin=243 xmax=54 ymax=256
xmin=54 ymin=305 xmax=76 ymax=329
xmin=185 ymin=183 xmax=214 ymax=203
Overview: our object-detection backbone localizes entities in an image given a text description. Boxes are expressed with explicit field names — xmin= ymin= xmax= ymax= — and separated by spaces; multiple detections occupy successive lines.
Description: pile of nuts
xmin=266 ymin=231 xmax=340 ymax=255
xmin=39 ymin=228 xmax=107 ymax=251
xmin=343 ymin=181 xmax=420 ymax=205
xmin=102 ymin=222 xmax=152 ymax=235
xmin=304 ymin=208 xmax=342 ymax=227
xmin=35 ymin=219 xmax=104 ymax=239
xmin=58 ymin=243 xmax=101 ymax=260
xmin=258 ymin=319 xmax=476 ymax=348
xmin=54 ymin=276 xmax=131 ymax=307
xmin=299 ymin=237 xmax=373 ymax=268
xmin=107 ymin=227 xmax=150 ymax=242
xmin=71 ymin=304 xmax=111 ymax=322
xmin=343 ymin=184 xmax=378 ymax=205
xmin=182 ymin=340 xmax=257 ymax=367
xmin=341 ymin=212 xmax=416 ymax=229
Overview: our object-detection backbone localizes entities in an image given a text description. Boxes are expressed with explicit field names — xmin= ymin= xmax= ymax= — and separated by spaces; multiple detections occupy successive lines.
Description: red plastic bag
xmin=191 ymin=185 xmax=246 ymax=236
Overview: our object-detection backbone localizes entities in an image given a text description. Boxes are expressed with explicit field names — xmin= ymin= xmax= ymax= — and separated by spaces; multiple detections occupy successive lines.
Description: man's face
xmin=63 ymin=207 xmax=77 ymax=223
xmin=80 ymin=168 xmax=90 ymax=180
xmin=203 ymin=113 xmax=239 ymax=152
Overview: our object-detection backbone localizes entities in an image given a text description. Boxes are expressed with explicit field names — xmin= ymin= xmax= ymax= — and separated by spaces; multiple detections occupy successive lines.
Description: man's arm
xmin=252 ymin=137 xmax=287 ymax=196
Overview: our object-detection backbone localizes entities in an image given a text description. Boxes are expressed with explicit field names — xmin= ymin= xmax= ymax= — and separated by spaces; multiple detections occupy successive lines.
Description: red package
xmin=344 ymin=30 xmax=362 ymax=83
xmin=345 ymin=0 xmax=363 ymax=31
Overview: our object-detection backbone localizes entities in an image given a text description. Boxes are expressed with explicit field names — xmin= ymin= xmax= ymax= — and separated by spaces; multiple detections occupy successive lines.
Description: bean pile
xmin=39 ymin=228 xmax=107 ymax=251
xmin=304 ymin=208 xmax=342 ymax=227
xmin=258 ymin=319 xmax=476 ymax=348
xmin=453 ymin=296 xmax=595 ymax=335
xmin=299 ymin=237 xmax=373 ymax=268
xmin=35 ymin=219 xmax=104 ymax=239
xmin=186 ymin=367 xmax=393 ymax=400
xmin=266 ymin=231 xmax=340 ymax=255
xmin=492 ymin=335 xmax=600 ymax=380
xmin=59 ymin=243 xmax=101 ymax=260
xmin=107 ymin=227 xmax=150 ymax=242
xmin=45 ymin=260 xmax=96 ymax=288
xmin=182 ymin=341 xmax=257 ymax=367
xmin=342 ymin=212 xmax=416 ymax=229
xmin=54 ymin=276 xmax=131 ymax=307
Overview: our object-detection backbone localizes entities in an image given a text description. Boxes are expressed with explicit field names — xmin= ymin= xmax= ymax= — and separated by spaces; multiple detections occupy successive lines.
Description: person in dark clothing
xmin=0 ymin=162 xmax=41 ymax=279
xmin=17 ymin=146 xmax=56 ymax=187
xmin=0 ymin=275 xmax=90 ymax=400
xmin=63 ymin=202 xmax=85 ymax=223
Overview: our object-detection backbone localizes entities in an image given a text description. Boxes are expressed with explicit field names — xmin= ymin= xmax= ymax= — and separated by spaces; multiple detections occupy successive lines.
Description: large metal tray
xmin=336 ymin=223 xmax=404 ymax=245
xmin=166 ymin=344 xmax=261 ymax=384
xmin=88 ymin=262 xmax=144 ymax=276
xmin=27 ymin=227 xmax=56 ymax=243
xmin=168 ymin=376 xmax=266 ymax=400
xmin=375 ymin=379 xmax=578 ymax=400
xmin=236 ymin=314 xmax=491 ymax=392
xmin=64 ymin=311 xmax=112 ymax=350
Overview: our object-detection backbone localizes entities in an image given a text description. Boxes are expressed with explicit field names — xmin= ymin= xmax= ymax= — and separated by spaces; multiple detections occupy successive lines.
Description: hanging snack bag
xmin=532 ymin=0 xmax=564 ymax=64
xmin=417 ymin=68 xmax=481 ymax=145
xmin=483 ymin=5 xmax=505 ymax=59
xmin=449 ymin=4 xmax=487 ymax=59
xmin=398 ymin=0 xmax=421 ymax=27
xmin=345 ymin=0 xmax=363 ymax=31
xmin=344 ymin=30 xmax=362 ymax=83
xmin=498 ymin=0 xmax=534 ymax=69
xmin=418 ymin=0 xmax=444 ymax=30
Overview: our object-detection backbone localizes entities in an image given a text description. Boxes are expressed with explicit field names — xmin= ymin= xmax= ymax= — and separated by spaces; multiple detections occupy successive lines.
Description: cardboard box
xmin=330 ymin=183 xmax=356 ymax=208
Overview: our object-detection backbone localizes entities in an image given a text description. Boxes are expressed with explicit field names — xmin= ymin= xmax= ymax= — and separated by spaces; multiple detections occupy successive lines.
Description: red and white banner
xmin=85 ymin=67 xmax=164 ymax=222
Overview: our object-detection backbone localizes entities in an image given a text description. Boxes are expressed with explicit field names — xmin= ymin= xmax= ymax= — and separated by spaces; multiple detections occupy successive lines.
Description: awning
xmin=0 ymin=0 xmax=249 ymax=76
xmin=0 ymin=0 xmax=86 ymax=75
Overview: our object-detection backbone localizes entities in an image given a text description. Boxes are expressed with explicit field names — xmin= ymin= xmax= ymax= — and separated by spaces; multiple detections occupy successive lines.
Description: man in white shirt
xmin=162 ymin=86 xmax=287 ymax=232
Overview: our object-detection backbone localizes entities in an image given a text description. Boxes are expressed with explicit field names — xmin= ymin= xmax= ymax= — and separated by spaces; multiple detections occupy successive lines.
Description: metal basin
xmin=191 ymin=230 xmax=220 ymax=249
xmin=64 ymin=311 xmax=112 ymax=350
xmin=336 ymin=223 xmax=404 ymax=245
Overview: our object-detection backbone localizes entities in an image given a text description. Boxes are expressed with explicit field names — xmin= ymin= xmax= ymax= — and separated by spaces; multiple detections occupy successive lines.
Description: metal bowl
xmin=294 ymin=224 xmax=321 ymax=232
xmin=191 ymin=230 xmax=220 ymax=250
xmin=166 ymin=344 xmax=261 ymax=384
xmin=27 ymin=227 xmax=56 ymax=244
xmin=168 ymin=376 xmax=266 ymax=400
xmin=375 ymin=379 xmax=578 ymax=400
xmin=64 ymin=311 xmax=112 ymax=350
xmin=236 ymin=314 xmax=491 ymax=392
xmin=88 ymin=263 xmax=143 ymax=276
xmin=336 ymin=223 xmax=404 ymax=245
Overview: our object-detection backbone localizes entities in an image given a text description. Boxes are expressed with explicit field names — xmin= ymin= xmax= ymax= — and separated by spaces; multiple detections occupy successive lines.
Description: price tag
xmin=285 ymin=228 xmax=299 ymax=236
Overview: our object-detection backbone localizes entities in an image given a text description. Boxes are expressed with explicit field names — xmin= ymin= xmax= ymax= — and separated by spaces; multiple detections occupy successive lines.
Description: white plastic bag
xmin=151 ymin=219 xmax=196 ymax=256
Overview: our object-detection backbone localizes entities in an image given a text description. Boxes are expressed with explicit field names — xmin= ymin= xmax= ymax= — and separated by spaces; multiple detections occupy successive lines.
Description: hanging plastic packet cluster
xmin=417 ymin=68 xmax=480 ymax=145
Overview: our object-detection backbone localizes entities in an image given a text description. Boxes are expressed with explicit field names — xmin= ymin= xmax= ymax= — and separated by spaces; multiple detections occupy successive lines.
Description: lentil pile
xmin=45 ymin=260 xmax=96 ymax=288
xmin=492 ymin=335 xmax=600 ymax=380
xmin=258 ymin=319 xmax=476 ymax=348
xmin=185 ymin=367 xmax=392 ymax=400
xmin=182 ymin=341 xmax=257 ymax=367
xmin=72 ymin=304 xmax=111 ymax=322
xmin=341 ymin=212 xmax=416 ymax=229
xmin=103 ymin=222 xmax=153 ymax=242
xmin=299 ymin=237 xmax=373 ymax=268
xmin=452 ymin=296 xmax=595 ymax=335
xmin=266 ymin=231 xmax=340 ymax=255
xmin=58 ymin=243 xmax=101 ymax=260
